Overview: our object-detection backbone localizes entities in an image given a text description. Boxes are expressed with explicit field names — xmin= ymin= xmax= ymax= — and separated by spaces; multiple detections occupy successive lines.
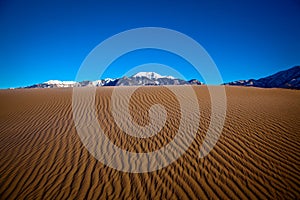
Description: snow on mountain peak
xmin=44 ymin=80 xmax=76 ymax=85
xmin=104 ymin=78 xmax=115 ymax=82
xmin=132 ymin=72 xmax=175 ymax=79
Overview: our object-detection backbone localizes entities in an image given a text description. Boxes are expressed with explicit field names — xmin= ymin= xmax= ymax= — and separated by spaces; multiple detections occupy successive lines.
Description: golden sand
xmin=0 ymin=86 xmax=299 ymax=199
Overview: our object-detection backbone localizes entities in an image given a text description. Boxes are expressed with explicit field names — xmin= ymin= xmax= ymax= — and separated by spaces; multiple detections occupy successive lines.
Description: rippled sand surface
xmin=0 ymin=86 xmax=299 ymax=199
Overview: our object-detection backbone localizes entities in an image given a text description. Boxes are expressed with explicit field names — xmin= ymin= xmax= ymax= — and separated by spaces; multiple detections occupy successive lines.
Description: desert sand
xmin=0 ymin=86 xmax=299 ymax=199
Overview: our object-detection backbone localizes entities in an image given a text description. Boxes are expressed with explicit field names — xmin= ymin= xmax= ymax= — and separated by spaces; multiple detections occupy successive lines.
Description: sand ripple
xmin=0 ymin=86 xmax=299 ymax=199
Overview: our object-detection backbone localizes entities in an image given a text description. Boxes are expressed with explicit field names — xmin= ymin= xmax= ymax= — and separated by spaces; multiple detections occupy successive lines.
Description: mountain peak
xmin=132 ymin=72 xmax=175 ymax=79
xmin=225 ymin=66 xmax=300 ymax=89
xmin=44 ymin=80 xmax=76 ymax=85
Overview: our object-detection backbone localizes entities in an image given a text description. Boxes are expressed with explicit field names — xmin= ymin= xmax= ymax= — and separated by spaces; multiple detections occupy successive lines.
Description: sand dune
xmin=0 ymin=86 xmax=299 ymax=199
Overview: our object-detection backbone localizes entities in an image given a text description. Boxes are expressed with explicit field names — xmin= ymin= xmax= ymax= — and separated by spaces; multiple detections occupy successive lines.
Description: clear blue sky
xmin=0 ymin=0 xmax=299 ymax=88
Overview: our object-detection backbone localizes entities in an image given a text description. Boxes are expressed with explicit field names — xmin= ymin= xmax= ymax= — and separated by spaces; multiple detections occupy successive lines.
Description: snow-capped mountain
xmin=19 ymin=67 xmax=300 ymax=89
xmin=43 ymin=80 xmax=77 ymax=87
xmin=22 ymin=72 xmax=202 ymax=88
xmin=225 ymin=66 xmax=300 ymax=89
xmin=109 ymin=72 xmax=191 ymax=86
xmin=132 ymin=72 xmax=175 ymax=80
xmin=24 ymin=79 xmax=112 ymax=88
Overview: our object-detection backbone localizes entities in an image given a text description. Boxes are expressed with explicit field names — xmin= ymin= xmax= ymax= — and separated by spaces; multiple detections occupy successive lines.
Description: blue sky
xmin=0 ymin=0 xmax=299 ymax=88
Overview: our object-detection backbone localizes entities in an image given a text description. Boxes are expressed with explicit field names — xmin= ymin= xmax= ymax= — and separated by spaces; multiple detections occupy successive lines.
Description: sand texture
xmin=0 ymin=86 xmax=299 ymax=199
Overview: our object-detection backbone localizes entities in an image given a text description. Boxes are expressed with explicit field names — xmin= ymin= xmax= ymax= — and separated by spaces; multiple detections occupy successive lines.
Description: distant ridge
xmin=16 ymin=67 xmax=300 ymax=89
xmin=22 ymin=72 xmax=203 ymax=89
xmin=225 ymin=66 xmax=300 ymax=89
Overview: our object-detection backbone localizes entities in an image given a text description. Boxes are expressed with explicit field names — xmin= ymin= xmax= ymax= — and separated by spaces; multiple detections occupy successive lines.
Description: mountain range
xmin=24 ymin=72 xmax=202 ymax=88
xmin=21 ymin=66 xmax=300 ymax=89
xmin=225 ymin=66 xmax=300 ymax=89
